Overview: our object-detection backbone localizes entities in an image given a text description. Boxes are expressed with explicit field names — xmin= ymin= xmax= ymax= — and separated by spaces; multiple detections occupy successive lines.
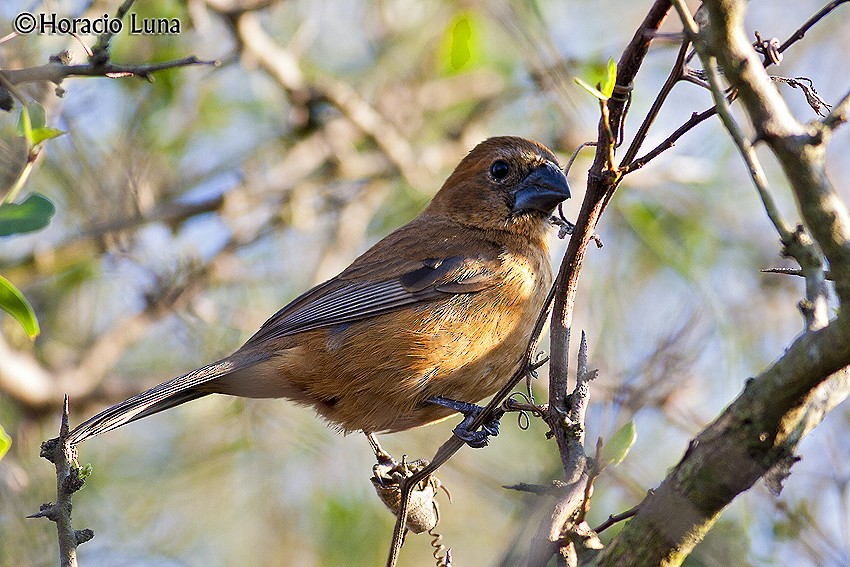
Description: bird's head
xmin=426 ymin=136 xmax=571 ymax=241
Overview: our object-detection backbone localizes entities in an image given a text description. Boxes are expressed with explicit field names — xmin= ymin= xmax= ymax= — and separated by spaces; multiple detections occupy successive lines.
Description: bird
xmin=67 ymin=136 xmax=570 ymax=450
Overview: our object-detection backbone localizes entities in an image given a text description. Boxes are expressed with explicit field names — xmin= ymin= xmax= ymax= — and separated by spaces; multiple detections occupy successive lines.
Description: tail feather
xmin=68 ymin=358 xmax=249 ymax=444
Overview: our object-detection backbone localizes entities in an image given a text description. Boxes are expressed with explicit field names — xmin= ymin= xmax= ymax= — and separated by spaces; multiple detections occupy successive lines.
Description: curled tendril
xmin=428 ymin=522 xmax=452 ymax=567
xmin=507 ymin=391 xmax=536 ymax=430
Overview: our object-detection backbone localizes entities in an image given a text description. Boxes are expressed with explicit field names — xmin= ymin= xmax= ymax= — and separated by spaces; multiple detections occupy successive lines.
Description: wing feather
xmin=243 ymin=253 xmax=501 ymax=345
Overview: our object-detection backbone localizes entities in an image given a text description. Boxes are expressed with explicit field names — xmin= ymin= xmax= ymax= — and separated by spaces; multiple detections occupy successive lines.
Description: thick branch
xmin=600 ymin=319 xmax=850 ymax=565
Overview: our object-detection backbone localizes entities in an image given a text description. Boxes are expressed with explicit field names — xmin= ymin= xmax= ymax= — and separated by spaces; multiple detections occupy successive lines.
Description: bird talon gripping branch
xmin=429 ymin=395 xmax=503 ymax=448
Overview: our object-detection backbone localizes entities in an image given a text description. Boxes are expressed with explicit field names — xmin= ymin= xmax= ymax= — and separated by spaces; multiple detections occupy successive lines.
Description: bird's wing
xmin=243 ymin=253 xmax=501 ymax=345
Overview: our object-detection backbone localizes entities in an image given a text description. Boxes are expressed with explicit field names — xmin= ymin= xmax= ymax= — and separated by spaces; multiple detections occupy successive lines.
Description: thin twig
xmin=677 ymin=0 xmax=830 ymax=331
xmin=776 ymin=0 xmax=850 ymax=55
xmin=762 ymin=266 xmax=835 ymax=280
xmin=625 ymin=0 xmax=849 ymax=173
xmin=619 ymin=38 xmax=690 ymax=168
xmin=671 ymin=0 xmax=795 ymax=243
xmin=0 ymin=57 xmax=219 ymax=87
xmin=625 ymin=106 xmax=717 ymax=173
xmin=594 ymin=503 xmax=641 ymax=534
xmin=90 ymin=0 xmax=138 ymax=64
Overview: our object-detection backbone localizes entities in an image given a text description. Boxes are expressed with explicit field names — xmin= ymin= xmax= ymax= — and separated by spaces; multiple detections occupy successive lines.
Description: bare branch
xmin=90 ymin=0 xmax=138 ymax=64
xmin=28 ymin=396 xmax=92 ymax=567
xmin=776 ymin=0 xmax=850 ymax=54
xmin=672 ymin=1 xmax=795 ymax=243
xmin=0 ymin=56 xmax=219 ymax=88
xmin=625 ymin=0 xmax=849 ymax=173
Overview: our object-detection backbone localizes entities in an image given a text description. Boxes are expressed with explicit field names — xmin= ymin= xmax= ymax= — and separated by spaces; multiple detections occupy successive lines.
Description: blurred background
xmin=1 ymin=0 xmax=849 ymax=565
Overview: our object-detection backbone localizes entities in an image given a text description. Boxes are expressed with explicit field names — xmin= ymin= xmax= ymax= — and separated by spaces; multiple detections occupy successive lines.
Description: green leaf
xmin=574 ymin=77 xmax=609 ymax=101
xmin=0 ymin=193 xmax=56 ymax=236
xmin=601 ymin=57 xmax=618 ymax=98
xmin=15 ymin=103 xmax=61 ymax=147
xmin=0 ymin=425 xmax=10 ymax=461
xmin=16 ymin=106 xmax=33 ymax=146
xmin=29 ymin=127 xmax=65 ymax=146
xmin=601 ymin=420 xmax=636 ymax=466
xmin=442 ymin=13 xmax=479 ymax=72
xmin=28 ymin=102 xmax=47 ymax=129
xmin=0 ymin=275 xmax=40 ymax=339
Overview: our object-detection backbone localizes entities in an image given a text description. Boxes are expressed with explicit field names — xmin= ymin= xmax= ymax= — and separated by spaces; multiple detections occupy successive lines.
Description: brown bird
xmin=68 ymin=136 xmax=570 ymax=449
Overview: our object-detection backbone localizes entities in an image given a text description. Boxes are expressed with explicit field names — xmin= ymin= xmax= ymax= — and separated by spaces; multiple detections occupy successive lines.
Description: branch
xmin=674 ymin=0 xmax=828 ymax=332
xmin=0 ymin=56 xmax=219 ymax=88
xmin=28 ymin=396 xmax=93 ymax=567
xmin=776 ymin=0 xmax=850 ymax=54
xmin=547 ymin=0 xmax=671 ymax=482
xmin=619 ymin=38 xmax=690 ymax=169
xmin=599 ymin=323 xmax=850 ymax=565
xmin=704 ymin=0 xmax=850 ymax=302
xmin=529 ymin=333 xmax=600 ymax=567
xmin=90 ymin=0 xmax=138 ymax=63
xmin=623 ymin=0 xmax=849 ymax=173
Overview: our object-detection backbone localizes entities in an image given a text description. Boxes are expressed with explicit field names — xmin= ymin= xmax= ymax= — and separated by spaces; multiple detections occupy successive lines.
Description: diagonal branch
xmin=703 ymin=0 xmax=850 ymax=304
xmin=624 ymin=0 xmax=850 ymax=174
xmin=673 ymin=0 xmax=828 ymax=332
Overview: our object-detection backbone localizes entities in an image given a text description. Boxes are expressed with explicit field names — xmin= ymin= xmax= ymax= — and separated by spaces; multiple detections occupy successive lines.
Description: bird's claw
xmin=429 ymin=395 xmax=502 ymax=448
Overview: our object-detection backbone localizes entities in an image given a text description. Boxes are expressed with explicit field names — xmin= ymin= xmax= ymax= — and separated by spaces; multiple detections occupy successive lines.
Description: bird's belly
xmin=271 ymin=280 xmax=545 ymax=433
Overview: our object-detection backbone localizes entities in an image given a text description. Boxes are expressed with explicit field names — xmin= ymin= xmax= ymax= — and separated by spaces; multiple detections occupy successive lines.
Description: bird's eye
xmin=490 ymin=160 xmax=510 ymax=180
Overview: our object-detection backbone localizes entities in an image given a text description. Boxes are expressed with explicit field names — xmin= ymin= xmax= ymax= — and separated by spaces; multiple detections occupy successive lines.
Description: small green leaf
xmin=28 ymin=102 xmax=47 ymax=129
xmin=601 ymin=57 xmax=618 ymax=98
xmin=574 ymin=77 xmax=609 ymax=101
xmin=0 ymin=275 xmax=39 ymax=339
xmin=0 ymin=193 xmax=56 ymax=236
xmin=15 ymin=103 xmax=60 ymax=147
xmin=441 ymin=13 xmax=480 ymax=72
xmin=29 ymin=127 xmax=65 ymax=146
xmin=0 ymin=425 xmax=10 ymax=461
xmin=16 ymin=106 xmax=33 ymax=145
xmin=601 ymin=420 xmax=636 ymax=466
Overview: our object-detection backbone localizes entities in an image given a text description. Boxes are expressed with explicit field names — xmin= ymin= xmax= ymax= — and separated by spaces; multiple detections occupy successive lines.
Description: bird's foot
xmin=429 ymin=395 xmax=503 ymax=448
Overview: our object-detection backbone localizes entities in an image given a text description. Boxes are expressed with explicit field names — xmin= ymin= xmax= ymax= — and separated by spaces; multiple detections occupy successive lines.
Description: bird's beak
xmin=511 ymin=161 xmax=571 ymax=215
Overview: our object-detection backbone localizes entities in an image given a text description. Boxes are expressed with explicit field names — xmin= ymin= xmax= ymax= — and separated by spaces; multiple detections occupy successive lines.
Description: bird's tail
xmin=68 ymin=356 xmax=260 ymax=445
